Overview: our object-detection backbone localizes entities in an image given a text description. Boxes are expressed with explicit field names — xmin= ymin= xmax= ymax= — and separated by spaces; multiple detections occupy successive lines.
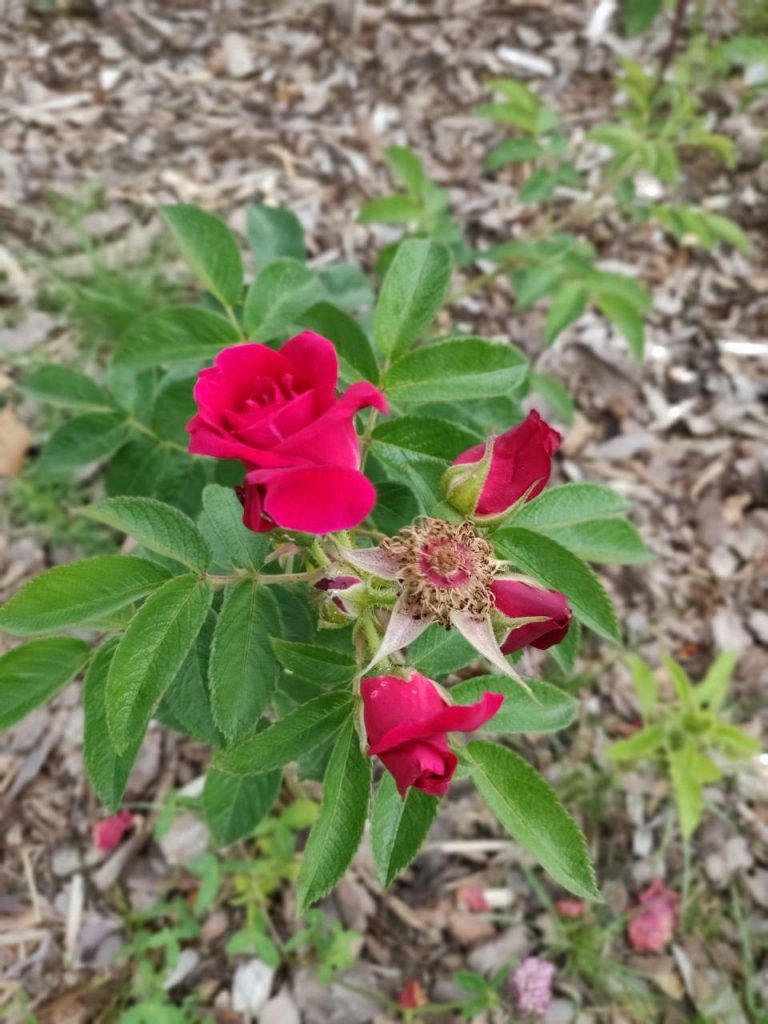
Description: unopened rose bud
xmin=314 ymin=574 xmax=365 ymax=626
xmin=491 ymin=579 xmax=571 ymax=653
xmin=441 ymin=436 xmax=494 ymax=517
xmin=445 ymin=411 xmax=561 ymax=524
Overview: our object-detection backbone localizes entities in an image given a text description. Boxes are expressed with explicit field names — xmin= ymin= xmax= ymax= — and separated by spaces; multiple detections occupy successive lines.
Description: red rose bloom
xmin=361 ymin=672 xmax=503 ymax=797
xmin=186 ymin=332 xmax=387 ymax=534
xmin=451 ymin=410 xmax=561 ymax=517
xmin=491 ymin=580 xmax=571 ymax=653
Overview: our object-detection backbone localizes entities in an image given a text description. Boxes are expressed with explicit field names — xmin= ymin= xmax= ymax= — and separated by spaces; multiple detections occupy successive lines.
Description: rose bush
xmin=187 ymin=331 xmax=388 ymax=533
xmin=2 ymin=208 xmax=650 ymax=914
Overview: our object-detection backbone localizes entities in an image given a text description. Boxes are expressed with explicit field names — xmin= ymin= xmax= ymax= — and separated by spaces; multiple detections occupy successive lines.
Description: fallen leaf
xmin=0 ymin=407 xmax=31 ymax=477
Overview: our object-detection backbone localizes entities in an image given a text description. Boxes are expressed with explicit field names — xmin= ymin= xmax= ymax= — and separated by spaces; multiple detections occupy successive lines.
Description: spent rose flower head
xmin=361 ymin=671 xmax=502 ymax=797
xmin=444 ymin=410 xmax=561 ymax=521
xmin=627 ymin=880 xmax=680 ymax=953
xmin=92 ymin=810 xmax=134 ymax=852
xmin=492 ymin=579 xmax=572 ymax=654
xmin=186 ymin=331 xmax=387 ymax=534
xmin=344 ymin=515 xmax=570 ymax=686
xmin=509 ymin=957 xmax=556 ymax=1018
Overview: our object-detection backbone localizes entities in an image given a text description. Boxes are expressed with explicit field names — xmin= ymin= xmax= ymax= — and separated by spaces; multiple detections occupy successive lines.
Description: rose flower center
xmin=383 ymin=518 xmax=496 ymax=627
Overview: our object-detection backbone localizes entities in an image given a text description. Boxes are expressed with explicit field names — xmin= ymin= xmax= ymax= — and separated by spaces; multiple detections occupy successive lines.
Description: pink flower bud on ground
xmin=92 ymin=810 xmax=134 ymax=852
xmin=457 ymin=885 xmax=489 ymax=912
xmin=627 ymin=879 xmax=680 ymax=953
xmin=554 ymin=898 xmax=586 ymax=919
xmin=396 ymin=980 xmax=427 ymax=1008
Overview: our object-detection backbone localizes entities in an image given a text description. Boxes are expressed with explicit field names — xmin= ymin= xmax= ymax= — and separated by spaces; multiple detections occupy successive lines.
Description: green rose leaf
xmin=494 ymin=528 xmax=620 ymax=642
xmin=0 ymin=637 xmax=90 ymax=731
xmin=243 ymin=258 xmax=324 ymax=340
xmin=246 ymin=203 xmax=305 ymax=268
xmin=371 ymin=772 xmax=439 ymax=887
xmin=81 ymin=497 xmax=211 ymax=572
xmin=117 ymin=306 xmax=241 ymax=367
xmin=209 ymin=581 xmax=283 ymax=741
xmin=466 ymin=740 xmax=600 ymax=900
xmin=374 ymin=238 xmax=451 ymax=360
xmin=451 ymin=675 xmax=578 ymax=734
xmin=163 ymin=204 xmax=244 ymax=310
xmin=271 ymin=639 xmax=357 ymax=686
xmin=384 ymin=338 xmax=528 ymax=405
xmin=84 ymin=641 xmax=143 ymax=811
xmin=544 ymin=280 xmax=589 ymax=344
xmin=107 ymin=574 xmax=212 ymax=753
xmin=204 ymin=767 xmax=281 ymax=846
xmin=21 ymin=365 xmax=113 ymax=411
xmin=296 ymin=719 xmax=372 ymax=912
xmin=213 ymin=690 xmax=353 ymax=777
xmin=198 ymin=484 xmax=270 ymax=572
xmin=38 ymin=412 xmax=131 ymax=473
xmin=0 ymin=556 xmax=170 ymax=636
xmin=512 ymin=483 xmax=630 ymax=527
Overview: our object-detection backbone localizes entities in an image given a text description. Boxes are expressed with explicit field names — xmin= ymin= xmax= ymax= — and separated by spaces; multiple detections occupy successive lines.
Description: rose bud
xmin=491 ymin=580 xmax=571 ymax=654
xmin=627 ymin=880 xmax=680 ymax=953
xmin=313 ymin=574 xmax=364 ymax=626
xmin=443 ymin=410 xmax=561 ymax=521
xmin=92 ymin=810 xmax=134 ymax=852
xmin=187 ymin=332 xmax=387 ymax=534
xmin=361 ymin=672 xmax=503 ymax=797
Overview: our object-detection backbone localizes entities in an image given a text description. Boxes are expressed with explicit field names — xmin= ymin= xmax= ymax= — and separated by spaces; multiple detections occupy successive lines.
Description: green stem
xmin=222 ymin=302 xmax=244 ymax=336
xmin=359 ymin=408 xmax=380 ymax=468
xmin=206 ymin=569 xmax=322 ymax=588
xmin=361 ymin=613 xmax=383 ymax=659
xmin=681 ymin=834 xmax=692 ymax=913
xmin=127 ymin=417 xmax=201 ymax=457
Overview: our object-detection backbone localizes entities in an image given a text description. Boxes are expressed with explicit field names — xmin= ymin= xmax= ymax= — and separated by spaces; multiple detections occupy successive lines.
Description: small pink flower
xmin=509 ymin=957 xmax=555 ymax=1017
xmin=396 ymin=980 xmax=427 ymax=1008
xmin=458 ymin=885 xmax=489 ymax=912
xmin=554 ymin=898 xmax=585 ymax=919
xmin=627 ymin=880 xmax=680 ymax=953
xmin=92 ymin=810 xmax=134 ymax=852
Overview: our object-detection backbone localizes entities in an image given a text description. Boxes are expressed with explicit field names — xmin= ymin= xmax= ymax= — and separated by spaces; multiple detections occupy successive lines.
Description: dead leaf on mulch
xmin=0 ymin=406 xmax=30 ymax=477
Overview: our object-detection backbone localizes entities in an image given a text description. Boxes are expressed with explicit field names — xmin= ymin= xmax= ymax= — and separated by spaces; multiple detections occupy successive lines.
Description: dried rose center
xmin=383 ymin=518 xmax=496 ymax=627
xmin=418 ymin=539 xmax=474 ymax=588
